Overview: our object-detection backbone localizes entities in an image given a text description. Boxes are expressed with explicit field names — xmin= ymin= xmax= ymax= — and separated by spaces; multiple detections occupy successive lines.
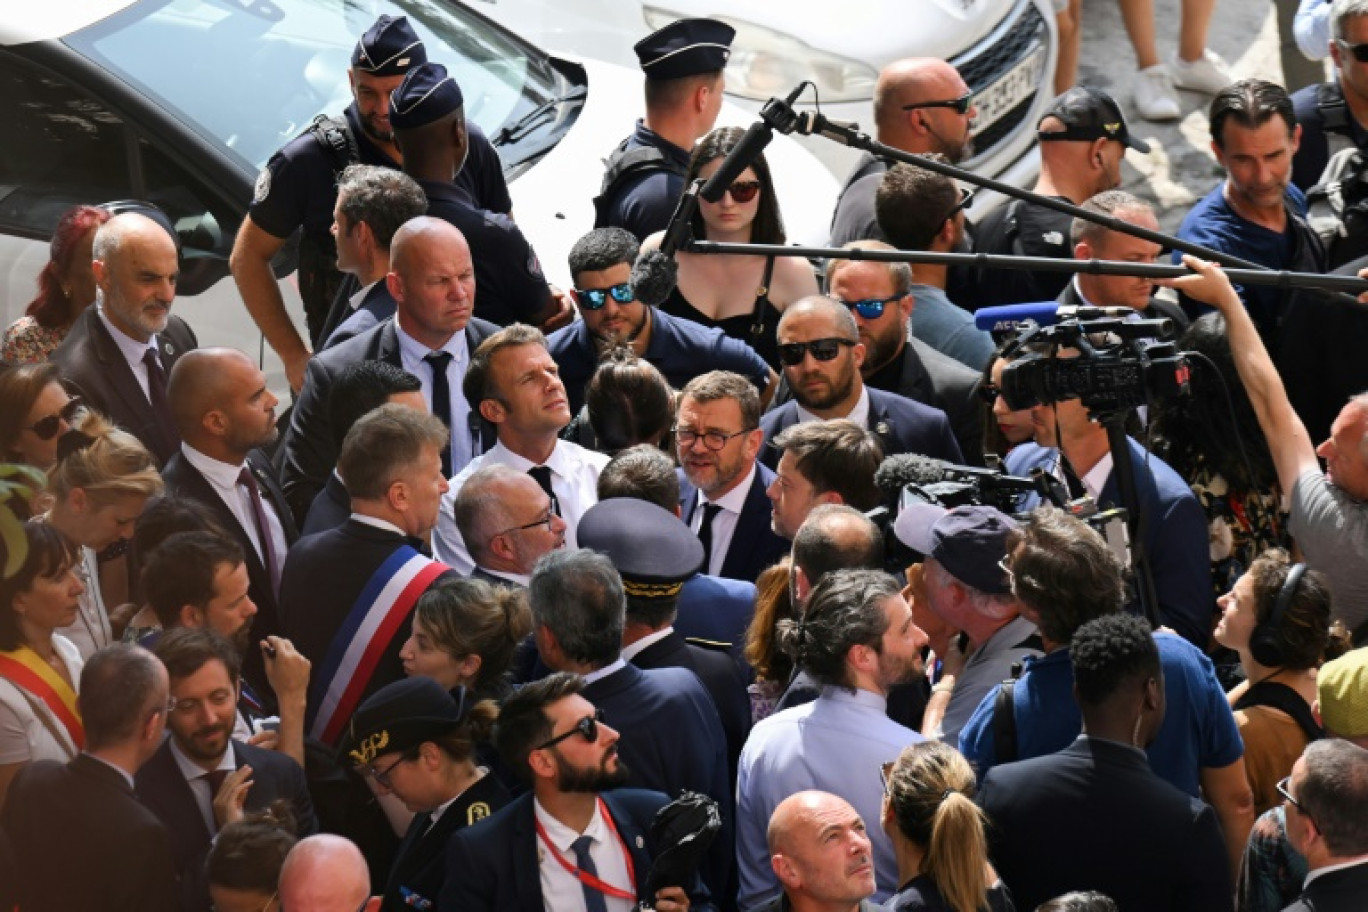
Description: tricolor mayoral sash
xmin=0 ymin=645 xmax=84 ymax=752
xmin=309 ymin=546 xmax=448 ymax=745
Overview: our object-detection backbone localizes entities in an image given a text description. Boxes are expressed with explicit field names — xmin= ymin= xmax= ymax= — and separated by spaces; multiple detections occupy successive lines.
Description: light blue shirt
xmin=394 ymin=320 xmax=472 ymax=472
xmin=908 ymin=284 xmax=995 ymax=372
xmin=735 ymin=686 xmax=924 ymax=910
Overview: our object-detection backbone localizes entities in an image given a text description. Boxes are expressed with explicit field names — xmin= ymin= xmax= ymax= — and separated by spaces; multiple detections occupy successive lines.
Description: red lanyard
xmin=534 ymin=797 xmax=637 ymax=902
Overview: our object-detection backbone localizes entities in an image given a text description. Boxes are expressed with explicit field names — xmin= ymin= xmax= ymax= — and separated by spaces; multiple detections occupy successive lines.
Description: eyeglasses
xmin=25 ymin=397 xmax=82 ymax=440
xmin=367 ymin=752 xmax=413 ymax=789
xmin=977 ymin=383 xmax=1000 ymax=405
xmin=720 ymin=180 xmax=762 ymax=203
xmin=1338 ymin=39 xmax=1368 ymax=63
xmin=675 ymin=427 xmax=750 ymax=452
xmin=947 ymin=186 xmax=976 ymax=221
xmin=496 ymin=495 xmax=561 ymax=537
xmin=536 ymin=708 xmax=603 ymax=751
xmin=998 ymin=555 xmax=1015 ymax=590
xmin=879 ymin=760 xmax=895 ymax=796
xmin=1276 ymin=775 xmax=1319 ymax=829
xmin=902 ymin=90 xmax=975 ymax=116
xmin=835 ymin=294 xmax=901 ymax=320
xmin=574 ymin=282 xmax=635 ymax=310
xmin=777 ymin=337 xmax=857 ymax=367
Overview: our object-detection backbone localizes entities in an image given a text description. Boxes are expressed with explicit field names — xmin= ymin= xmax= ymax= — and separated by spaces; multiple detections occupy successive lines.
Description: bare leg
xmin=1055 ymin=0 xmax=1083 ymax=93
xmin=1118 ymin=0 xmax=1162 ymax=69
xmin=1178 ymin=0 xmax=1218 ymax=62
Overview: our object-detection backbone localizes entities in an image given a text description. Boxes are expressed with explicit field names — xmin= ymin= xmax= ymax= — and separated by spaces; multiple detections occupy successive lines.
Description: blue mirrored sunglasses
xmin=835 ymin=294 xmax=902 ymax=320
xmin=575 ymin=282 xmax=635 ymax=310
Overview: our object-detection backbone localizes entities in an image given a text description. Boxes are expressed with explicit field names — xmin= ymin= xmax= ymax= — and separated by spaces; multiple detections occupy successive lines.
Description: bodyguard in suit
xmin=1 ymin=644 xmax=178 ymax=911
xmin=825 ymin=250 xmax=986 ymax=463
xmin=676 ymin=371 xmax=789 ymax=584
xmin=761 ymin=297 xmax=962 ymax=469
xmin=978 ymin=614 xmax=1233 ymax=912
xmin=529 ymin=549 xmax=735 ymax=904
xmin=765 ymin=421 xmax=884 ymax=542
xmin=278 ymin=215 xmax=498 ymax=524
xmin=1280 ymin=739 xmax=1368 ymax=912
xmin=137 ymin=629 xmax=317 ymax=912
xmin=441 ymin=672 xmax=715 ymax=912
xmin=51 ymin=211 xmax=198 ymax=466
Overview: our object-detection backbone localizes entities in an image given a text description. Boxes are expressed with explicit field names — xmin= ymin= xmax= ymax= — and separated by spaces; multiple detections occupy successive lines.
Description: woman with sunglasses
xmin=0 ymin=363 xmax=84 ymax=516
xmin=979 ymin=350 xmax=1035 ymax=462
xmin=2 ymin=204 xmax=111 ymax=364
xmin=880 ymin=740 xmax=1014 ymax=912
xmin=342 ymin=677 xmax=510 ymax=912
xmin=0 ymin=522 xmax=88 ymax=812
xmin=400 ymin=577 xmax=532 ymax=703
xmin=41 ymin=412 xmax=163 ymax=659
xmin=646 ymin=126 xmax=819 ymax=369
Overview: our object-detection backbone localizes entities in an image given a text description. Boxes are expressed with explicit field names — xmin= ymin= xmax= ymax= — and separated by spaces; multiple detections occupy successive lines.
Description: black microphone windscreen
xmin=699 ymin=121 xmax=775 ymax=202
xmin=874 ymin=453 xmax=947 ymax=499
xmin=631 ymin=248 xmax=678 ymax=307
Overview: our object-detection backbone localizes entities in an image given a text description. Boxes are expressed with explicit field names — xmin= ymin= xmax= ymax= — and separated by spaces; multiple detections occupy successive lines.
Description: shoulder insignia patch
xmin=253 ymin=168 xmax=273 ymax=205
xmin=467 ymin=801 xmax=492 ymax=825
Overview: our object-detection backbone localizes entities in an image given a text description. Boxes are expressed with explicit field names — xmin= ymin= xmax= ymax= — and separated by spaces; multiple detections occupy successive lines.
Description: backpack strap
xmin=306 ymin=114 xmax=360 ymax=176
xmin=593 ymin=144 xmax=688 ymax=226
xmin=1233 ymin=680 xmax=1324 ymax=744
xmin=992 ymin=660 xmax=1027 ymax=765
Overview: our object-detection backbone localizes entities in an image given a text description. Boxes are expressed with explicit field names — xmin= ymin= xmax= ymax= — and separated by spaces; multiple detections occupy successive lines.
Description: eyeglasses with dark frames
xmin=1276 ymin=775 xmax=1319 ymax=830
xmin=574 ymin=282 xmax=635 ymax=310
xmin=1338 ymin=38 xmax=1368 ymax=63
xmin=947 ymin=186 xmax=976 ymax=221
xmin=902 ymin=90 xmax=975 ymax=116
xmin=536 ymin=708 xmax=604 ymax=751
xmin=495 ymin=494 xmax=561 ymax=536
xmin=675 ymin=427 xmax=751 ymax=452
xmin=776 ymin=337 xmax=857 ymax=367
xmin=367 ymin=751 xmax=416 ymax=790
xmin=25 ymin=396 xmax=82 ymax=441
xmin=835 ymin=294 xmax=902 ymax=321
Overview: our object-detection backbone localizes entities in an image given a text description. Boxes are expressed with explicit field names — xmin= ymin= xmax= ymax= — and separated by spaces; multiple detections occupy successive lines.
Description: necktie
xmin=426 ymin=351 xmax=454 ymax=477
xmin=142 ymin=348 xmax=176 ymax=452
xmin=1060 ymin=457 xmax=1087 ymax=501
xmin=528 ymin=465 xmax=556 ymax=503
xmin=570 ymin=835 xmax=609 ymax=912
xmin=697 ymin=502 xmax=724 ymax=574
xmin=238 ymin=466 xmax=282 ymax=596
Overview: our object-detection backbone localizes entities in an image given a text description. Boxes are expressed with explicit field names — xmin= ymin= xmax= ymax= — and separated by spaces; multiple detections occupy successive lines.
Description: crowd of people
xmin=2 ymin=6 xmax=1368 ymax=912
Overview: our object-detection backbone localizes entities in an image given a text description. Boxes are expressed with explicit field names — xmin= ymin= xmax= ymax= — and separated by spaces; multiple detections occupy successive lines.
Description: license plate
xmin=971 ymin=46 xmax=1046 ymax=136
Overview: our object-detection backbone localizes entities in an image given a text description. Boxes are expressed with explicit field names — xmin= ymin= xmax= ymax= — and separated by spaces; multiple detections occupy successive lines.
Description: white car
xmin=0 ymin=0 xmax=836 ymax=394
xmin=474 ymin=0 xmax=1059 ymax=211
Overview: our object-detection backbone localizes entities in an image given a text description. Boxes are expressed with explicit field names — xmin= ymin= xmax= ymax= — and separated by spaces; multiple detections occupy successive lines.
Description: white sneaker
xmin=1169 ymin=49 xmax=1234 ymax=95
xmin=1134 ymin=65 xmax=1181 ymax=121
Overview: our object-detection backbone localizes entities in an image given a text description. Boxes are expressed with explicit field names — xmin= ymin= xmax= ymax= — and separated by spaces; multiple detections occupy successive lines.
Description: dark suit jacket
xmin=440 ymin=789 xmax=716 ymax=912
xmin=675 ymin=573 xmax=757 ymax=667
xmin=1 ymin=753 xmax=179 ymax=911
xmin=1056 ymin=279 xmax=1192 ymax=335
xmin=978 ymin=737 xmax=1233 ymax=912
xmin=278 ymin=317 xmax=498 ymax=524
xmin=160 ymin=448 xmax=298 ymax=697
xmin=872 ymin=338 xmax=984 ymax=466
xmin=677 ymin=463 xmax=789 ymax=585
xmin=301 ymin=471 xmax=351 ymax=537
xmin=583 ymin=662 xmax=735 ymax=902
xmin=320 ymin=275 xmax=398 ymax=350
xmin=50 ymin=305 xmax=198 ymax=466
xmin=135 ymin=738 xmax=317 ymax=912
xmin=1283 ymin=860 xmax=1368 ymax=912
xmin=760 ymin=387 xmax=963 ymax=468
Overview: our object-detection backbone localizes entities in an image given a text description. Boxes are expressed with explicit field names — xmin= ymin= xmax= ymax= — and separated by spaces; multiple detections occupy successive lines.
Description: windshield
xmin=65 ymin=0 xmax=573 ymax=171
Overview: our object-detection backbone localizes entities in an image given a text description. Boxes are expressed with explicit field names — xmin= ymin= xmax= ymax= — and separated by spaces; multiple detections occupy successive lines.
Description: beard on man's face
xmin=554 ymin=750 xmax=631 ymax=793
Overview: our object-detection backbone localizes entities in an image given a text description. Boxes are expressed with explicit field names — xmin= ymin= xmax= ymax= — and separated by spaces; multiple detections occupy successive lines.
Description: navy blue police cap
xmin=634 ymin=18 xmax=735 ymax=81
xmin=340 ymin=677 xmax=469 ymax=766
xmin=352 ymin=15 xmax=427 ymax=77
xmin=389 ymin=62 xmax=465 ymax=130
xmin=578 ymin=498 xmax=704 ymax=599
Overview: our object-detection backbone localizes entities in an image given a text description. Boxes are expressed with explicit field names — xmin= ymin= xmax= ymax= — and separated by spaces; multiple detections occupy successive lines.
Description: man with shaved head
xmin=454 ymin=464 xmax=567 ymax=587
xmin=278 ymin=834 xmax=379 ymax=912
xmin=763 ymin=791 xmax=880 ymax=912
xmin=279 ymin=214 xmax=499 ymax=523
xmin=830 ymin=58 xmax=976 ymax=247
xmin=760 ymin=296 xmax=962 ymax=465
xmin=164 ymin=347 xmax=296 ymax=698
xmin=52 ymin=209 xmax=198 ymax=465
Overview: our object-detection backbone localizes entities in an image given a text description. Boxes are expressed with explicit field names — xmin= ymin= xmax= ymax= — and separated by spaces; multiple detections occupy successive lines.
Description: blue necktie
xmin=571 ymin=835 xmax=608 ymax=912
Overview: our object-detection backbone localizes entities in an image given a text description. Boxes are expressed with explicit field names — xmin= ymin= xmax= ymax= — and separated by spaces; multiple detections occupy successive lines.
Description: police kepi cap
xmin=1318 ymin=647 xmax=1368 ymax=738
xmin=389 ymin=62 xmax=465 ymax=130
xmin=340 ymin=677 xmax=469 ymax=766
xmin=634 ymin=18 xmax=735 ymax=81
xmin=893 ymin=502 xmax=1018 ymax=596
xmin=577 ymin=498 xmax=704 ymax=599
xmin=352 ymin=15 xmax=427 ymax=77
xmin=1037 ymin=86 xmax=1151 ymax=154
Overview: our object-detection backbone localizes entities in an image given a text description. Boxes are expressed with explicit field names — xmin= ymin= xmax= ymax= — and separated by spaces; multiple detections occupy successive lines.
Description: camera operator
xmin=1002 ymin=347 xmax=1214 ymax=649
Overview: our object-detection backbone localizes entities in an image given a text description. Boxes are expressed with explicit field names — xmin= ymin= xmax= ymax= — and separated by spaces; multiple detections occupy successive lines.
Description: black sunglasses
xmin=947 ymin=186 xmax=976 ymax=220
xmin=977 ymin=383 xmax=999 ymax=405
xmin=903 ymin=90 xmax=975 ymax=116
xmin=777 ymin=337 xmax=856 ymax=367
xmin=1276 ymin=775 xmax=1319 ymax=830
xmin=536 ymin=708 xmax=603 ymax=750
xmin=1339 ymin=39 xmax=1368 ymax=63
xmin=575 ymin=282 xmax=635 ymax=310
xmin=25 ymin=397 xmax=82 ymax=441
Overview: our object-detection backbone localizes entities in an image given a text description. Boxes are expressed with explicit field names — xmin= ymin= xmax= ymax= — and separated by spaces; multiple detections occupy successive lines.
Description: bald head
xmin=277 ymin=835 xmax=372 ymax=912
xmin=768 ymin=791 xmax=875 ymax=906
xmin=390 ymin=215 xmax=470 ymax=277
xmin=874 ymin=58 xmax=973 ymax=160
xmin=91 ymin=212 xmax=174 ymax=265
xmin=91 ymin=212 xmax=180 ymax=343
xmin=167 ymin=347 xmax=278 ymax=458
xmin=777 ymin=295 xmax=859 ymax=340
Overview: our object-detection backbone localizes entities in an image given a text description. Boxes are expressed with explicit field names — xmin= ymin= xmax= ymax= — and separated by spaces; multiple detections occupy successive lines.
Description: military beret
xmin=340 ymin=677 xmax=469 ymax=767
xmin=352 ymin=14 xmax=427 ymax=77
xmin=389 ymin=62 xmax=465 ymax=130
xmin=634 ymin=18 xmax=735 ymax=81
xmin=578 ymin=498 xmax=703 ymax=599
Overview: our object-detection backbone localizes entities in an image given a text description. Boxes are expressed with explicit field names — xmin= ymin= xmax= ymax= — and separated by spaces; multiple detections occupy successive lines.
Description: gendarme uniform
xmin=248 ymin=14 xmax=510 ymax=344
xmin=341 ymin=677 xmax=511 ymax=912
xmin=593 ymin=18 xmax=735 ymax=239
xmin=389 ymin=63 xmax=552 ymax=328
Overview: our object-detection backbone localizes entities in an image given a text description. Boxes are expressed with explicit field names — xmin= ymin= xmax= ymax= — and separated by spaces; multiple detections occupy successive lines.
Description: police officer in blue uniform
xmin=389 ymin=63 xmax=570 ymax=330
xmin=230 ymin=15 xmax=511 ymax=390
xmin=593 ymin=18 xmax=736 ymax=240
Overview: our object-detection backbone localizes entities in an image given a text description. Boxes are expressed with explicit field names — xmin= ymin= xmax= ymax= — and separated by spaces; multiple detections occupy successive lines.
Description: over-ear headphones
xmin=1248 ymin=562 xmax=1306 ymax=668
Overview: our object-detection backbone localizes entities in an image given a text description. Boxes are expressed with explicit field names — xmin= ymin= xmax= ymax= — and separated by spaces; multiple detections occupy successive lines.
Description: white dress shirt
xmin=619 ymin=628 xmax=673 ymax=663
xmin=97 ymin=303 xmax=161 ymax=400
xmin=349 ymin=280 xmax=379 ymax=312
xmin=433 ymin=439 xmax=610 ymax=574
xmin=794 ymin=384 xmax=871 ymax=428
xmin=396 ymin=321 xmax=473 ymax=473
xmin=170 ymin=738 xmax=237 ymax=834
xmin=180 ymin=444 xmax=289 ymax=572
xmin=533 ymin=797 xmax=635 ymax=912
xmin=691 ymin=463 xmax=755 ymax=579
